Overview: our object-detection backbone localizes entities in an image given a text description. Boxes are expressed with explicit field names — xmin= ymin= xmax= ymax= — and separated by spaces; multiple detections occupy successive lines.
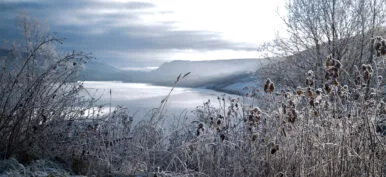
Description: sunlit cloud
xmin=0 ymin=0 xmax=283 ymax=69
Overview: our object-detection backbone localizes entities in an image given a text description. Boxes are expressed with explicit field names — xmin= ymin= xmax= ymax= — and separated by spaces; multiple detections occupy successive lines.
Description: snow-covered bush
xmin=0 ymin=14 xmax=93 ymax=159
xmin=158 ymin=50 xmax=386 ymax=176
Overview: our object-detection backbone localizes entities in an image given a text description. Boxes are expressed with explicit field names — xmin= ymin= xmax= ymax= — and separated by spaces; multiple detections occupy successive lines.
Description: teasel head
xmin=374 ymin=36 xmax=383 ymax=49
xmin=264 ymin=79 xmax=275 ymax=94
xmin=370 ymin=88 xmax=377 ymax=98
xmin=282 ymin=103 xmax=287 ymax=114
xmin=381 ymin=39 xmax=386 ymax=56
xmin=363 ymin=70 xmax=372 ymax=83
xmin=198 ymin=123 xmax=203 ymax=129
xmin=250 ymin=107 xmax=261 ymax=122
xmin=306 ymin=78 xmax=314 ymax=87
xmin=342 ymin=85 xmax=348 ymax=91
xmin=332 ymin=68 xmax=340 ymax=78
xmin=368 ymin=64 xmax=373 ymax=73
xmin=309 ymin=96 xmax=315 ymax=107
xmin=252 ymin=134 xmax=258 ymax=141
xmin=306 ymin=70 xmax=314 ymax=78
xmin=326 ymin=54 xmax=335 ymax=67
xmin=196 ymin=124 xmax=204 ymax=136
xmin=270 ymin=143 xmax=279 ymax=154
xmin=268 ymin=82 xmax=275 ymax=94
xmin=217 ymin=119 xmax=221 ymax=126
xmin=325 ymin=83 xmax=331 ymax=93
xmin=378 ymin=101 xmax=386 ymax=115
xmin=313 ymin=110 xmax=319 ymax=117
xmin=284 ymin=92 xmax=292 ymax=99
xmin=264 ymin=79 xmax=271 ymax=93
xmin=315 ymin=88 xmax=322 ymax=95
xmin=377 ymin=75 xmax=383 ymax=85
xmin=355 ymin=75 xmax=361 ymax=86
xmin=220 ymin=134 xmax=225 ymax=142
xmin=340 ymin=85 xmax=349 ymax=100
xmin=307 ymin=87 xmax=313 ymax=98
xmin=353 ymin=88 xmax=360 ymax=100
xmin=373 ymin=36 xmax=383 ymax=56
xmin=251 ymin=107 xmax=261 ymax=114
xmin=362 ymin=64 xmax=368 ymax=72
xmin=288 ymin=108 xmax=297 ymax=123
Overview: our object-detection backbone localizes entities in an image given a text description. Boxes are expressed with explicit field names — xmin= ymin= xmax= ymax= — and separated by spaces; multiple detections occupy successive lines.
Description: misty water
xmin=82 ymin=81 xmax=236 ymax=123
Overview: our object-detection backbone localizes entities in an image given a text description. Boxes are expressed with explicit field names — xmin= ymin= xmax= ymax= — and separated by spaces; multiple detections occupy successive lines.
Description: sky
xmin=0 ymin=0 xmax=284 ymax=70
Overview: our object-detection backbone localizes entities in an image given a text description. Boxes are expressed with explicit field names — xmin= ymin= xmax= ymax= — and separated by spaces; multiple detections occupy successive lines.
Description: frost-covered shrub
xmin=0 ymin=14 xmax=93 ymax=159
xmin=157 ymin=52 xmax=386 ymax=176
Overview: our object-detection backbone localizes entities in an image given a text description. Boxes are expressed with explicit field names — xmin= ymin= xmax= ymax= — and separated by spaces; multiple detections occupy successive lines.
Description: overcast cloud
xmin=0 ymin=0 xmax=282 ymax=69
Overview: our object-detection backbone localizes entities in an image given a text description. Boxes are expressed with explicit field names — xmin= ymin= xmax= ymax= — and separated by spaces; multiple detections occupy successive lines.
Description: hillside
xmin=145 ymin=59 xmax=270 ymax=87
xmin=77 ymin=58 xmax=273 ymax=91
xmin=0 ymin=48 xmax=274 ymax=93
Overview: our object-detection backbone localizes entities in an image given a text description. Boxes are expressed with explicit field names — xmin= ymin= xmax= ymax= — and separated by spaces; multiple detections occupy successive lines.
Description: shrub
xmin=0 ymin=14 xmax=93 ymax=159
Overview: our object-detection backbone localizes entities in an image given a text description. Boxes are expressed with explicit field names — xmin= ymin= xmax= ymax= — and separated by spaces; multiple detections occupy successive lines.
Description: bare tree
xmin=260 ymin=0 xmax=386 ymax=89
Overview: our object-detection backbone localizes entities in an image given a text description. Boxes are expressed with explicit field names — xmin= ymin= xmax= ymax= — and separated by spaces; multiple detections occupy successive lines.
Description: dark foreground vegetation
xmin=1 ymin=0 xmax=386 ymax=176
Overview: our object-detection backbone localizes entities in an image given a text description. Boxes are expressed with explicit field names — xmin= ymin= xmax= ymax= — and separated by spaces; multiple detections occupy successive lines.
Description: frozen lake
xmin=81 ymin=81 xmax=236 ymax=122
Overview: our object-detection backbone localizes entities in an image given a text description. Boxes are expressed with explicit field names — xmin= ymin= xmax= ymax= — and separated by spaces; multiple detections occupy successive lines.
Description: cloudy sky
xmin=0 ymin=0 xmax=283 ymax=70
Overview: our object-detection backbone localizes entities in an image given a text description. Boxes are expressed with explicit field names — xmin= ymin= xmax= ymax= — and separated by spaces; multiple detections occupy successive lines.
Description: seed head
xmin=377 ymin=75 xmax=383 ymax=85
xmin=373 ymin=36 xmax=384 ymax=56
xmin=264 ymin=79 xmax=271 ymax=93
xmin=364 ymin=70 xmax=371 ymax=83
xmin=270 ymin=143 xmax=279 ymax=154
xmin=306 ymin=70 xmax=314 ymax=77
xmin=315 ymin=88 xmax=323 ymax=95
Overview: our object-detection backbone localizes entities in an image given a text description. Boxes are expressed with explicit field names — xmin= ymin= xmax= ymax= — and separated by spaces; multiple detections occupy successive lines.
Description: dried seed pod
xmin=381 ymin=39 xmax=386 ymax=56
xmin=264 ymin=79 xmax=271 ymax=93
xmin=313 ymin=110 xmax=319 ymax=117
xmin=315 ymin=88 xmax=322 ymax=95
xmin=282 ymin=103 xmax=287 ymax=114
xmin=285 ymin=92 xmax=292 ymax=99
xmin=367 ymin=64 xmax=373 ymax=73
xmin=306 ymin=70 xmax=314 ymax=77
xmin=306 ymin=78 xmax=314 ymax=87
xmin=362 ymin=64 xmax=368 ymax=71
xmin=269 ymin=82 xmax=275 ymax=94
xmin=326 ymin=54 xmax=334 ymax=67
xmin=307 ymin=89 xmax=313 ymax=98
xmin=355 ymin=76 xmax=361 ymax=86
xmin=252 ymin=134 xmax=258 ymax=141
xmin=288 ymin=108 xmax=297 ymax=123
xmin=220 ymin=134 xmax=225 ymax=141
xmin=364 ymin=70 xmax=371 ymax=83
xmin=374 ymin=36 xmax=383 ymax=50
xmin=271 ymin=144 xmax=279 ymax=154
xmin=325 ymin=83 xmax=332 ymax=93
xmin=377 ymin=76 xmax=383 ymax=85
xmin=309 ymin=97 xmax=315 ymax=107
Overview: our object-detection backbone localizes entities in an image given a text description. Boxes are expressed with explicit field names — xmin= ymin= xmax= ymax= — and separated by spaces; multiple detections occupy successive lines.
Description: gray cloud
xmin=0 ymin=0 xmax=256 ymax=68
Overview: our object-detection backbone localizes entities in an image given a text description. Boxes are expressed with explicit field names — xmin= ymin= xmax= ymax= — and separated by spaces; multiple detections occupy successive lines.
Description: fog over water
xmin=82 ymin=81 xmax=237 ymax=123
